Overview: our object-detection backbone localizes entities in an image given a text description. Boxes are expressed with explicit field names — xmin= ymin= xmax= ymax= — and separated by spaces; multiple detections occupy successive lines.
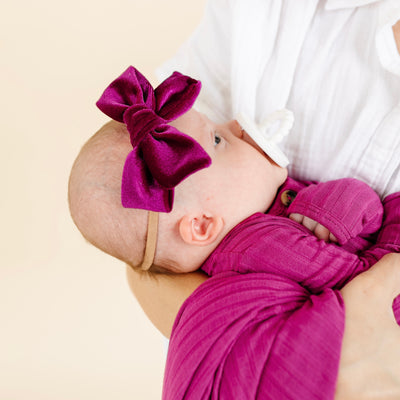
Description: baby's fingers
xmin=314 ymin=223 xmax=338 ymax=242
xmin=329 ymin=232 xmax=338 ymax=243
xmin=290 ymin=214 xmax=318 ymax=232
xmin=314 ymin=223 xmax=331 ymax=241
xmin=289 ymin=213 xmax=303 ymax=224
xmin=290 ymin=213 xmax=338 ymax=243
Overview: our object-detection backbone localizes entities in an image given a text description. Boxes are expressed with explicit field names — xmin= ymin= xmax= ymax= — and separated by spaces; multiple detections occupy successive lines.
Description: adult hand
xmin=336 ymin=253 xmax=400 ymax=399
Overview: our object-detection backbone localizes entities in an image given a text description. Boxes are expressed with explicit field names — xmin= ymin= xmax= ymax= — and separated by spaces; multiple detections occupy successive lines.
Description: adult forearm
xmin=126 ymin=254 xmax=400 ymax=397
xmin=125 ymin=266 xmax=208 ymax=338
xmin=336 ymin=253 xmax=400 ymax=399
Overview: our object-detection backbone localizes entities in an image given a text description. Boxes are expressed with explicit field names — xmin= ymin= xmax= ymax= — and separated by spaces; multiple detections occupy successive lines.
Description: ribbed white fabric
xmin=157 ymin=0 xmax=400 ymax=197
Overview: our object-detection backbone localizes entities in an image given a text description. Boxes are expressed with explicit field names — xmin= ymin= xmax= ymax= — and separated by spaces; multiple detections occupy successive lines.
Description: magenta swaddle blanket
xmin=162 ymin=182 xmax=400 ymax=400
xmin=162 ymin=272 xmax=344 ymax=400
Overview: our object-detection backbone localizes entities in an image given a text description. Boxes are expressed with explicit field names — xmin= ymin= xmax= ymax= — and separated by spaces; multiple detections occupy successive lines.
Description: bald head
xmin=68 ymin=121 xmax=147 ymax=266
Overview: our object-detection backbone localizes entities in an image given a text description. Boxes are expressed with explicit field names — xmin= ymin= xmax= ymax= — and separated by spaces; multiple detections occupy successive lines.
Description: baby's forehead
xmin=169 ymin=109 xmax=210 ymax=149
xmin=170 ymin=109 xmax=204 ymax=131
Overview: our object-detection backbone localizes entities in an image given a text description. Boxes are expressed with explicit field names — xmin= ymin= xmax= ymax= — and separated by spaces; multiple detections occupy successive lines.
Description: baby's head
xmin=68 ymin=67 xmax=287 ymax=274
xmin=68 ymin=120 xmax=149 ymax=268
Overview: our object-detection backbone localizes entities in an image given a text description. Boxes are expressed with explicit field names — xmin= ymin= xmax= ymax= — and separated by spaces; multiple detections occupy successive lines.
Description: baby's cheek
xmin=241 ymin=130 xmax=259 ymax=148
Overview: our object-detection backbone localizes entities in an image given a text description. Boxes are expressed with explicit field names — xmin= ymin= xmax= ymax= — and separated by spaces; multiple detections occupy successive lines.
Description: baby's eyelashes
xmin=214 ymin=132 xmax=222 ymax=146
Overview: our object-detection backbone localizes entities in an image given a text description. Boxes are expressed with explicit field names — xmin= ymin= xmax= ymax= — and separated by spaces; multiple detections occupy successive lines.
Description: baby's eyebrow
xmin=198 ymin=112 xmax=208 ymax=128
xmin=198 ymin=113 xmax=212 ymax=142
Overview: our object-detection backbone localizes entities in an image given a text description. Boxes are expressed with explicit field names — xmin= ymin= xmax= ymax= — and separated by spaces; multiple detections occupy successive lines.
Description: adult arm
xmin=126 ymin=254 xmax=400 ymax=398
xmin=125 ymin=267 xmax=207 ymax=338
xmin=336 ymin=253 xmax=400 ymax=399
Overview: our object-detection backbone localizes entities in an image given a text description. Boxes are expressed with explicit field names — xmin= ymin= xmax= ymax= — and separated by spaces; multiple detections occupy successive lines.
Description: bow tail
xmin=143 ymin=131 xmax=211 ymax=190
xmin=122 ymin=148 xmax=173 ymax=212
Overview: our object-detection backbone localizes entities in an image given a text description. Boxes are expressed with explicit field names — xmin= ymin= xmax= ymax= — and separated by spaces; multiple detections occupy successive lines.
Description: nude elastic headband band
xmin=139 ymin=211 xmax=159 ymax=271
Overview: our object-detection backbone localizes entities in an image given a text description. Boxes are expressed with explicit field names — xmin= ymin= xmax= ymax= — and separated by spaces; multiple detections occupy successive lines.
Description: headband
xmin=139 ymin=211 xmax=159 ymax=271
xmin=96 ymin=66 xmax=211 ymax=212
xmin=96 ymin=66 xmax=211 ymax=270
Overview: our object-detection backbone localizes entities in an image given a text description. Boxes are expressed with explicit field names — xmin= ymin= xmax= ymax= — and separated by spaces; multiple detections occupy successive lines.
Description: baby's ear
xmin=179 ymin=213 xmax=224 ymax=246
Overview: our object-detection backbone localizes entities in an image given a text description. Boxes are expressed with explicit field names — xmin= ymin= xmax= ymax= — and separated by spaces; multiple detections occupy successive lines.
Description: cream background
xmin=0 ymin=1 xmax=207 ymax=398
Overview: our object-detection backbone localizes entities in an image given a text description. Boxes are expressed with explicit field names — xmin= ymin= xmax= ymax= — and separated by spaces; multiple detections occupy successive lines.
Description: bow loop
xmin=96 ymin=66 xmax=211 ymax=212
xmin=155 ymin=71 xmax=202 ymax=121
xmin=96 ymin=67 xmax=155 ymax=123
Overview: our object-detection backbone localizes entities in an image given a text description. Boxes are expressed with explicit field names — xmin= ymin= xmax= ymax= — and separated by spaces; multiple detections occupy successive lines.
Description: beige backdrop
xmin=0 ymin=1 xmax=207 ymax=398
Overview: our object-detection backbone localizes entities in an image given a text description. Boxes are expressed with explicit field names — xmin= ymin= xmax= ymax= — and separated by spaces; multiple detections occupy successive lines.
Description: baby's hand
xmin=289 ymin=213 xmax=338 ymax=243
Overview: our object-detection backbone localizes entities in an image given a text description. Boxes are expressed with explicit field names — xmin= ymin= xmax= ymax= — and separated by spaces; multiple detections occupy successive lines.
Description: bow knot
xmin=123 ymin=106 xmax=164 ymax=148
xmin=96 ymin=66 xmax=211 ymax=212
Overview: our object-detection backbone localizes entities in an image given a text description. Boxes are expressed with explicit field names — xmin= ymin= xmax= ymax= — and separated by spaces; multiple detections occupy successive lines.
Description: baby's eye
xmin=214 ymin=133 xmax=222 ymax=146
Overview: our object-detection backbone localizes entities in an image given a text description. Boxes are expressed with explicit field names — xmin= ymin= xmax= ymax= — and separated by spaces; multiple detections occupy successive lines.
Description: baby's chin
xmin=271 ymin=164 xmax=288 ymax=188
xmin=261 ymin=168 xmax=289 ymax=212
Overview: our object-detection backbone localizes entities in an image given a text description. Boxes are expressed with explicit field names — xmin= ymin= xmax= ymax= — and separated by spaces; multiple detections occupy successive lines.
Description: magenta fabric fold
xmin=96 ymin=66 xmax=211 ymax=212
xmin=202 ymin=178 xmax=400 ymax=323
xmin=163 ymin=272 xmax=344 ymax=400
xmin=163 ymin=178 xmax=400 ymax=399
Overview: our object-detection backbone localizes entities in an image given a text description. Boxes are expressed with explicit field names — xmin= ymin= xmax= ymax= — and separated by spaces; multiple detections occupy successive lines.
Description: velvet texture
xmin=96 ymin=66 xmax=211 ymax=212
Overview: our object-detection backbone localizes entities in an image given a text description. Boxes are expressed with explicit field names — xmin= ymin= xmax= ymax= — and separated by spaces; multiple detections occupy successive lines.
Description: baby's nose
xmin=228 ymin=119 xmax=264 ymax=154
xmin=237 ymin=122 xmax=265 ymax=154
xmin=228 ymin=120 xmax=244 ymax=138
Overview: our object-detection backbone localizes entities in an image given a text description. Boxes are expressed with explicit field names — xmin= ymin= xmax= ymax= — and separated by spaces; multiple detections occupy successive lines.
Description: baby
xmin=68 ymin=66 xmax=400 ymax=318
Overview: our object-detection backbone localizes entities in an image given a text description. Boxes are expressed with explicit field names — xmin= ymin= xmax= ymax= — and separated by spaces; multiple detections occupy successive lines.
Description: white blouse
xmin=158 ymin=0 xmax=400 ymax=197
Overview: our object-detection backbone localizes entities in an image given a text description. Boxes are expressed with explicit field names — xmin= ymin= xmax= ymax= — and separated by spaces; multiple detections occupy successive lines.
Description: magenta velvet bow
xmin=96 ymin=66 xmax=211 ymax=212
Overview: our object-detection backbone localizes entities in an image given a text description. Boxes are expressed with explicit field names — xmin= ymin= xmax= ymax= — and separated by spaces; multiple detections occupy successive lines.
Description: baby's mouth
xmin=236 ymin=111 xmax=292 ymax=168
